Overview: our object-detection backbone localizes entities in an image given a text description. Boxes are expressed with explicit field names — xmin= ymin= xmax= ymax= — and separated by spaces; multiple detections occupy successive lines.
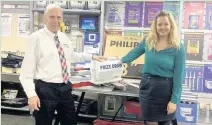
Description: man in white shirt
xmin=19 ymin=4 xmax=106 ymax=125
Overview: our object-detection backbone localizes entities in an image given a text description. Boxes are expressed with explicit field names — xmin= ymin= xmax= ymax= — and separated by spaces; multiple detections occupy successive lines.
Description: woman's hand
xmin=167 ymin=101 xmax=177 ymax=114
xmin=115 ymin=56 xmax=123 ymax=63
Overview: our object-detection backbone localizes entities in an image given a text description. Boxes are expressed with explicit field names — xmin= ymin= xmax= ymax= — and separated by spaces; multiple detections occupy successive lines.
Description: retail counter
xmin=2 ymin=73 xmax=205 ymax=124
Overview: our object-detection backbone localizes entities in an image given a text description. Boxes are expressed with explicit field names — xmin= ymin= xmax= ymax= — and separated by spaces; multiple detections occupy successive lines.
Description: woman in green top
xmin=121 ymin=11 xmax=185 ymax=125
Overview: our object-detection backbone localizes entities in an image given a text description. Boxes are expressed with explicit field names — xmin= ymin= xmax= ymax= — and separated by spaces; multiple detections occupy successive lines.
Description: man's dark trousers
xmin=33 ymin=79 xmax=77 ymax=125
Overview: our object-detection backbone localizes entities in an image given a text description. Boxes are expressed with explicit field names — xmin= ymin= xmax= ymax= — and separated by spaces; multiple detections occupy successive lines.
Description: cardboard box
xmin=176 ymin=102 xmax=198 ymax=123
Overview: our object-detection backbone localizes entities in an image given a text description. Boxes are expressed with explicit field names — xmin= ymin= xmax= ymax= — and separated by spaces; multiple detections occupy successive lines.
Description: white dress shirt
xmin=19 ymin=26 xmax=93 ymax=98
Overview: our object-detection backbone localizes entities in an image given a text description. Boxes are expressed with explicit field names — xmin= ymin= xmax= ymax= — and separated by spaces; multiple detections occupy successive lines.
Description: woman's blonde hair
xmin=146 ymin=10 xmax=180 ymax=50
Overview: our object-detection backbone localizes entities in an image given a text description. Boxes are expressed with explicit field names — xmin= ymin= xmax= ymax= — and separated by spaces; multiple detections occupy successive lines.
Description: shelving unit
xmin=105 ymin=26 xmax=150 ymax=31
xmin=31 ymin=8 xmax=101 ymax=15
xmin=1 ymin=73 xmax=20 ymax=83
xmin=1 ymin=1 xmax=102 ymax=119
xmin=100 ymin=0 xmax=212 ymax=124
xmin=1 ymin=8 xmax=30 ymax=14
xmin=1 ymin=0 xmax=212 ymax=124
xmin=1 ymin=72 xmax=98 ymax=118
xmin=30 ymin=1 xmax=104 ymax=54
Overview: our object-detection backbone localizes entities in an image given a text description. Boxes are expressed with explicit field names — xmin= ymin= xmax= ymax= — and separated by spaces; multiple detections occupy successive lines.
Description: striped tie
xmin=54 ymin=35 xmax=69 ymax=83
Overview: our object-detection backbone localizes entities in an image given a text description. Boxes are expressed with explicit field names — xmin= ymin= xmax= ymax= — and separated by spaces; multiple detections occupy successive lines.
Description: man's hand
xmin=92 ymin=55 xmax=107 ymax=62
xmin=167 ymin=101 xmax=177 ymax=114
xmin=28 ymin=96 xmax=40 ymax=112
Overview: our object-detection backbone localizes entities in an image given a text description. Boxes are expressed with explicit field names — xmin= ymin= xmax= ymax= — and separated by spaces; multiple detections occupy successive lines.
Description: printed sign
xmin=104 ymin=36 xmax=144 ymax=78
xmin=203 ymin=33 xmax=212 ymax=61
xmin=143 ymin=2 xmax=163 ymax=27
xmin=84 ymin=32 xmax=100 ymax=54
xmin=185 ymin=64 xmax=204 ymax=92
xmin=203 ymin=64 xmax=212 ymax=93
xmin=184 ymin=2 xmax=204 ymax=29
xmin=124 ymin=2 xmax=143 ymax=27
xmin=164 ymin=1 xmax=180 ymax=25
xmin=105 ymin=2 xmax=125 ymax=27
xmin=184 ymin=33 xmax=204 ymax=61
xmin=205 ymin=2 xmax=212 ymax=30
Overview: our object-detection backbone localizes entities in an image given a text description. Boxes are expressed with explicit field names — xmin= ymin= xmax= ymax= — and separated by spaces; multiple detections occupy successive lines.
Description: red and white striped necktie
xmin=54 ymin=35 xmax=69 ymax=83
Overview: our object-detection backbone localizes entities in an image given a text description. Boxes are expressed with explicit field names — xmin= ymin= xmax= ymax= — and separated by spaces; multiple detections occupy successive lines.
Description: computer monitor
xmin=79 ymin=16 xmax=98 ymax=31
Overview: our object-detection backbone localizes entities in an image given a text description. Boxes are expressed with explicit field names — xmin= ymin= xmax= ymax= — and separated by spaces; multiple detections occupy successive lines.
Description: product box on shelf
xmin=99 ymin=94 xmax=125 ymax=118
xmin=36 ymin=1 xmax=47 ymax=8
xmin=99 ymin=94 xmax=142 ymax=121
xmin=1 ymin=82 xmax=28 ymax=108
xmin=84 ymin=32 xmax=100 ymax=55
xmin=36 ymin=1 xmax=67 ymax=9
xmin=176 ymin=101 xmax=198 ymax=123
xmin=87 ymin=1 xmax=101 ymax=10
xmin=70 ymin=1 xmax=86 ymax=9
xmin=203 ymin=33 xmax=212 ymax=61
xmin=54 ymin=1 xmax=67 ymax=9
xmin=203 ymin=64 xmax=212 ymax=93
xmin=184 ymin=64 xmax=204 ymax=92
xmin=1 ymin=53 xmax=23 ymax=74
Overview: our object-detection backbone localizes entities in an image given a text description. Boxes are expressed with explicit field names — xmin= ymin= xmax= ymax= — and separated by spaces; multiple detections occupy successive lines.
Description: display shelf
xmin=1 ymin=105 xmax=29 ymax=111
xmin=101 ymin=90 xmax=138 ymax=97
xmin=32 ymin=8 xmax=101 ymax=15
xmin=197 ymin=93 xmax=212 ymax=99
xmin=1 ymin=73 xmax=20 ymax=83
xmin=78 ymin=114 xmax=97 ymax=118
xmin=142 ymin=27 xmax=151 ymax=31
xmin=105 ymin=26 xmax=150 ymax=31
xmin=1 ymin=8 xmax=30 ymax=14
xmin=123 ymin=78 xmax=140 ymax=84
xmin=105 ymin=26 xmax=142 ymax=31
xmin=186 ymin=61 xmax=212 ymax=65
xmin=1 ymin=105 xmax=97 ymax=118
xmin=182 ymin=29 xmax=212 ymax=33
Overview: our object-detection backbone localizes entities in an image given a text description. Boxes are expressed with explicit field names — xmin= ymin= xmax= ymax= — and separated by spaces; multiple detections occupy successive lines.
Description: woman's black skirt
xmin=139 ymin=74 xmax=176 ymax=121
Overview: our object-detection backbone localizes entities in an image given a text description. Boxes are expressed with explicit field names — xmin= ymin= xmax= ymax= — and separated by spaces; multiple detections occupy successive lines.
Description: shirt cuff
xmin=25 ymin=90 xmax=37 ymax=98
xmin=171 ymin=94 xmax=178 ymax=104
xmin=84 ymin=53 xmax=93 ymax=61
xmin=121 ymin=58 xmax=125 ymax=63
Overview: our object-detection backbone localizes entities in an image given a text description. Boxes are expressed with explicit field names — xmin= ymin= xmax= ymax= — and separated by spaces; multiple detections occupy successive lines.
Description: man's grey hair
xmin=44 ymin=4 xmax=62 ymax=15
